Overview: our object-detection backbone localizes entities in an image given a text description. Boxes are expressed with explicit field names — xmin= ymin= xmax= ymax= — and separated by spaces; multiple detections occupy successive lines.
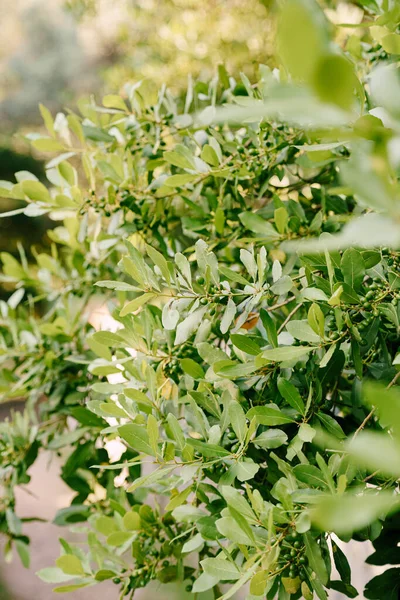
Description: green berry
xmin=197 ymin=276 xmax=205 ymax=285
xmin=113 ymin=577 xmax=121 ymax=584
xmin=227 ymin=431 xmax=236 ymax=440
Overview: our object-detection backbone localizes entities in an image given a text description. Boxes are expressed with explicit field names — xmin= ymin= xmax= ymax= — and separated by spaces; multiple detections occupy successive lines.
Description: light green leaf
xmin=253 ymin=429 xmax=288 ymax=449
xmin=228 ymin=402 xmax=247 ymax=443
xmin=55 ymin=555 xmax=84 ymax=576
xmin=247 ymin=405 xmax=296 ymax=426
xmin=123 ymin=511 xmax=141 ymax=531
xmin=304 ymin=532 xmax=328 ymax=585
xmin=231 ymin=334 xmax=261 ymax=356
xmin=311 ymin=492 xmax=400 ymax=536
xmin=120 ymin=292 xmax=156 ymax=317
xmin=263 ymin=346 xmax=314 ymax=362
xmin=201 ymin=558 xmax=241 ymax=581
xmin=277 ymin=378 xmax=305 ymax=414
xmin=180 ymin=358 xmax=205 ymax=379
xmin=286 ymin=320 xmax=320 ymax=344
xmin=341 ymin=248 xmax=365 ymax=292
xmin=239 ymin=212 xmax=280 ymax=240
xmin=118 ymin=424 xmax=155 ymax=456
xmin=164 ymin=174 xmax=197 ymax=187
xmin=308 ymin=303 xmax=325 ymax=338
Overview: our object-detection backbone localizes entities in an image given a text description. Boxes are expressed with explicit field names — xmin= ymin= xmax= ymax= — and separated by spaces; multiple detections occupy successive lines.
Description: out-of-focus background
xmin=0 ymin=1 xmax=385 ymax=598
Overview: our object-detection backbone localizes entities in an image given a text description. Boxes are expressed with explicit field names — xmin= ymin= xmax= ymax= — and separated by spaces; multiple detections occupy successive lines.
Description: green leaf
xmin=221 ymin=486 xmax=257 ymax=523
xmin=236 ymin=460 xmax=260 ymax=482
xmin=286 ymin=320 xmax=320 ymax=343
xmin=381 ymin=33 xmax=400 ymax=55
xmin=166 ymin=413 xmax=185 ymax=450
xmin=311 ymin=492 xmax=400 ymax=535
xmin=247 ymin=405 xmax=296 ymax=426
xmin=164 ymin=174 xmax=197 ymax=187
xmin=278 ymin=0 xmax=328 ymax=79
xmin=216 ymin=361 xmax=258 ymax=378
xmin=364 ymin=568 xmax=400 ymax=600
xmin=120 ymin=292 xmax=156 ymax=317
xmin=91 ymin=331 xmax=125 ymax=348
xmin=239 ymin=212 xmax=280 ymax=240
xmin=317 ymin=412 xmax=345 ymax=439
xmin=293 ymin=465 xmax=329 ymax=489
xmin=346 ymin=431 xmax=400 ymax=478
xmin=106 ymin=531 xmax=134 ymax=546
xmin=56 ymin=555 xmax=84 ymax=576
xmin=16 ymin=540 xmax=30 ymax=568
xmin=146 ymin=243 xmax=171 ymax=283
xmin=216 ymin=516 xmax=255 ymax=546
xmin=228 ymin=402 xmax=247 ymax=443
xmin=53 ymin=583 xmax=92 ymax=593
xmin=263 ymin=346 xmax=314 ymax=362
xmin=308 ymin=303 xmax=325 ymax=338
xmin=332 ymin=540 xmax=351 ymax=585
xmin=37 ymin=568 xmax=75 ymax=584
xmin=330 ymin=581 xmax=358 ymax=598
xmin=175 ymin=307 xmax=207 ymax=345
xmin=95 ymin=516 xmax=118 ymax=536
xmin=313 ymin=54 xmax=356 ymax=110
xmin=118 ymin=424 xmax=155 ymax=456
xmin=164 ymin=145 xmax=195 ymax=170
xmin=95 ymin=570 xmax=118 ymax=581
xmin=250 ymin=570 xmax=268 ymax=596
xmin=180 ymin=358 xmax=205 ymax=379
xmin=201 ymin=558 xmax=241 ymax=581
xmin=147 ymin=414 xmax=159 ymax=457
xmin=165 ymin=486 xmax=192 ymax=513
xmin=123 ymin=511 xmax=141 ymax=531
xmin=187 ymin=439 xmax=230 ymax=457
xmin=231 ymin=333 xmax=261 ymax=356
xmin=277 ymin=378 xmax=305 ymax=414
xmin=99 ymin=402 xmax=127 ymax=418
xmin=253 ymin=429 xmax=288 ymax=449
xmin=304 ymin=532 xmax=328 ymax=585
xmin=103 ymin=94 xmax=128 ymax=111
xmin=124 ymin=388 xmax=153 ymax=408
xmin=341 ymin=248 xmax=365 ymax=291
xmin=260 ymin=308 xmax=278 ymax=348
xmin=363 ymin=382 xmax=400 ymax=439
xmin=201 ymin=144 xmax=219 ymax=166
xmin=31 ymin=138 xmax=65 ymax=152
xmin=219 ymin=266 xmax=250 ymax=286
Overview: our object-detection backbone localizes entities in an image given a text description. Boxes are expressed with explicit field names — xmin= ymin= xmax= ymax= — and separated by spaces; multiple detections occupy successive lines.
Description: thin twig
xmin=267 ymin=295 xmax=296 ymax=313
xmin=277 ymin=302 xmax=303 ymax=335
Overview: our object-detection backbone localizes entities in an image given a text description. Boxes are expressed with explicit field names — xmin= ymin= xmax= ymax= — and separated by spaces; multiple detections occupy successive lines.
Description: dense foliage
xmin=1 ymin=1 xmax=400 ymax=599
